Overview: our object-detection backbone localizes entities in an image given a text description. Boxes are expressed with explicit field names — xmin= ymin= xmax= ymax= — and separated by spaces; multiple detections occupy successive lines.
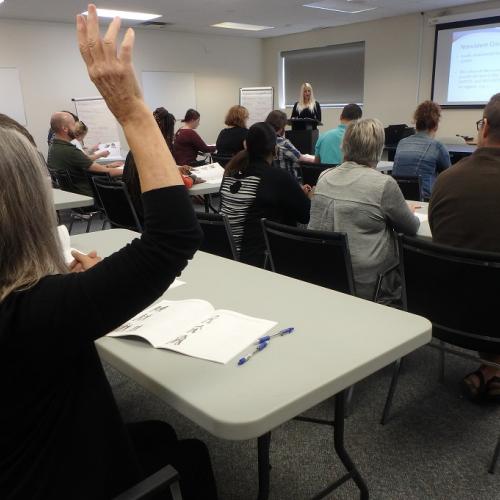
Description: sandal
xmin=485 ymin=377 xmax=500 ymax=404
xmin=461 ymin=369 xmax=487 ymax=402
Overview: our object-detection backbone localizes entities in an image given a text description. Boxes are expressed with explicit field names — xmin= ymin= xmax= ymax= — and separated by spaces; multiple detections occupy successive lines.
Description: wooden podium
xmin=285 ymin=118 xmax=322 ymax=155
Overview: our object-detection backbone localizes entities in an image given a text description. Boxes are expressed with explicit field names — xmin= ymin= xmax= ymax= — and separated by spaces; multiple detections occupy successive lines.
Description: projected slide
xmin=447 ymin=28 xmax=500 ymax=103
xmin=433 ymin=19 xmax=500 ymax=107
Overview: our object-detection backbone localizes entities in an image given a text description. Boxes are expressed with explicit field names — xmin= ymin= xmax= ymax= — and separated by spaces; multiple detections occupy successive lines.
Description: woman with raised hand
xmin=0 ymin=5 xmax=217 ymax=500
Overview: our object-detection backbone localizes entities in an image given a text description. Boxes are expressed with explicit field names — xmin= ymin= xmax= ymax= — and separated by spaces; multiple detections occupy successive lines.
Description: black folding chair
xmin=392 ymin=175 xmax=422 ymax=201
xmin=211 ymin=154 xmax=233 ymax=168
xmin=299 ymin=162 xmax=336 ymax=187
xmin=113 ymin=464 xmax=181 ymax=500
xmin=93 ymin=177 xmax=143 ymax=232
xmin=380 ymin=235 xmax=500 ymax=473
xmin=196 ymin=212 xmax=238 ymax=261
xmin=261 ymin=218 xmax=355 ymax=295
xmin=52 ymin=169 xmax=101 ymax=233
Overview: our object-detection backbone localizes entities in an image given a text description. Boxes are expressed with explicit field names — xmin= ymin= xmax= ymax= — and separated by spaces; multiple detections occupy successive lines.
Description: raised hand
xmin=76 ymin=4 xmax=146 ymax=124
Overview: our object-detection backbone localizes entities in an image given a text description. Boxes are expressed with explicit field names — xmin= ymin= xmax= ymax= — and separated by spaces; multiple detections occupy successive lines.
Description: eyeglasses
xmin=476 ymin=118 xmax=485 ymax=131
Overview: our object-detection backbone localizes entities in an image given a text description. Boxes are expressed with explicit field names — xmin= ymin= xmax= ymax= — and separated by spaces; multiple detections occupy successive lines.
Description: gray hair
xmin=0 ymin=121 xmax=67 ymax=301
xmin=342 ymin=118 xmax=385 ymax=167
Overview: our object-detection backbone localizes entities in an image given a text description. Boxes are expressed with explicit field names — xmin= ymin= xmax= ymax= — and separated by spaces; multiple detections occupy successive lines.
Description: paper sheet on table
xmin=191 ymin=163 xmax=225 ymax=182
xmin=98 ymin=141 xmax=121 ymax=158
xmin=415 ymin=213 xmax=428 ymax=223
xmin=108 ymin=299 xmax=277 ymax=364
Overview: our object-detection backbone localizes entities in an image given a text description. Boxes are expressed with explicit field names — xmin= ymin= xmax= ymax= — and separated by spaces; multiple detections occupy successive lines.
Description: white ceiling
xmin=0 ymin=0 xmax=489 ymax=38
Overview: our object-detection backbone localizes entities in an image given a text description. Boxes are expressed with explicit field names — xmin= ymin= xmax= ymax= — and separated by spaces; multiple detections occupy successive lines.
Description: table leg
xmin=204 ymin=195 xmax=210 ymax=213
xmin=257 ymin=432 xmax=272 ymax=500
xmin=333 ymin=390 xmax=369 ymax=500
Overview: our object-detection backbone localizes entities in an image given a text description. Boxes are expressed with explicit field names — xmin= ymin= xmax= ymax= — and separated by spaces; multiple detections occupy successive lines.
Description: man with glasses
xmin=429 ymin=93 xmax=500 ymax=403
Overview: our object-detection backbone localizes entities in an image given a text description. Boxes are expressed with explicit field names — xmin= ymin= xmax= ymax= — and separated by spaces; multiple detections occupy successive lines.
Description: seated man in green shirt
xmin=47 ymin=112 xmax=122 ymax=196
xmin=315 ymin=103 xmax=362 ymax=165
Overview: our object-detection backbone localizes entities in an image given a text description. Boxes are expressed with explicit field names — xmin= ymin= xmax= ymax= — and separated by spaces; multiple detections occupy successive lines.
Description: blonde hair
xmin=297 ymin=82 xmax=316 ymax=113
xmin=0 ymin=116 xmax=67 ymax=301
xmin=342 ymin=118 xmax=385 ymax=167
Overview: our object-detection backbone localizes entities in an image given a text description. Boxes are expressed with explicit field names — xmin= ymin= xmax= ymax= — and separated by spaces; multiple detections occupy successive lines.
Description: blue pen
xmin=238 ymin=341 xmax=269 ymax=366
xmin=255 ymin=327 xmax=294 ymax=345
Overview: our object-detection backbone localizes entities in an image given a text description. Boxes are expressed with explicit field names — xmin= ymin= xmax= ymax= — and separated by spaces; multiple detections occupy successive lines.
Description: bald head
xmin=50 ymin=112 xmax=77 ymax=141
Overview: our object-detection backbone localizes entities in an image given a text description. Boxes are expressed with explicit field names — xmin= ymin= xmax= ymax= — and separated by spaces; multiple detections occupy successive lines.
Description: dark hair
xmin=414 ymin=100 xmax=441 ymax=131
xmin=225 ymin=105 xmax=249 ymax=128
xmin=340 ymin=103 xmax=362 ymax=121
xmin=182 ymin=108 xmax=200 ymax=123
xmin=153 ymin=107 xmax=176 ymax=150
xmin=483 ymin=93 xmax=500 ymax=142
xmin=225 ymin=122 xmax=276 ymax=175
xmin=0 ymin=114 xmax=37 ymax=147
xmin=123 ymin=109 xmax=177 ymax=212
xmin=265 ymin=110 xmax=288 ymax=133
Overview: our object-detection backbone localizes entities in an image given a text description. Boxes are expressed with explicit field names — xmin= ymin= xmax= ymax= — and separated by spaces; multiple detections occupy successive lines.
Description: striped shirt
xmin=220 ymin=159 xmax=311 ymax=267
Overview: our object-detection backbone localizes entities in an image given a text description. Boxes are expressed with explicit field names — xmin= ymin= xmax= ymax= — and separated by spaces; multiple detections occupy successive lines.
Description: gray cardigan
xmin=308 ymin=162 xmax=419 ymax=304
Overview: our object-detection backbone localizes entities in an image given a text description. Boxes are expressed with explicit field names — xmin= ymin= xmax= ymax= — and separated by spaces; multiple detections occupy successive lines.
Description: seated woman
xmin=308 ymin=118 xmax=420 ymax=305
xmin=173 ymin=109 xmax=216 ymax=166
xmin=392 ymin=100 xmax=451 ymax=200
xmin=215 ymin=105 xmax=248 ymax=157
xmin=122 ymin=107 xmax=200 ymax=222
xmin=0 ymin=7 xmax=217 ymax=500
xmin=220 ymin=122 xmax=311 ymax=267
xmin=71 ymin=120 xmax=111 ymax=161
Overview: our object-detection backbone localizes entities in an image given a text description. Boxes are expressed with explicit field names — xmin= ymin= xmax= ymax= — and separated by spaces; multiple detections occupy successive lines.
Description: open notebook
xmin=107 ymin=299 xmax=277 ymax=364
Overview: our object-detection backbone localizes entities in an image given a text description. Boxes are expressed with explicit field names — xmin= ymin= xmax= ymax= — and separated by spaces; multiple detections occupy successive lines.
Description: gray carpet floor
xmin=67 ymin=209 xmax=500 ymax=500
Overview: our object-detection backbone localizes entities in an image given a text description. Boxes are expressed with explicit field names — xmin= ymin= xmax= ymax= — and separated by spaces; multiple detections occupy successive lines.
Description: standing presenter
xmin=291 ymin=83 xmax=322 ymax=129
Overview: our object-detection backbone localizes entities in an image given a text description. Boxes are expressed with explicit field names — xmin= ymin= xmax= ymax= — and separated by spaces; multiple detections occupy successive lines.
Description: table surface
xmin=72 ymin=229 xmax=431 ymax=441
xmin=52 ymin=188 xmax=94 ymax=210
xmin=414 ymin=201 xmax=431 ymax=239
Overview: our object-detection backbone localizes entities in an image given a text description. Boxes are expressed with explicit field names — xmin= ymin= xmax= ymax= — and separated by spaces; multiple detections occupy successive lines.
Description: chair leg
xmin=68 ymin=218 xmax=75 ymax=235
xmin=344 ymin=385 xmax=355 ymax=418
xmin=85 ymin=216 xmax=92 ymax=233
xmin=438 ymin=340 xmax=445 ymax=383
xmin=489 ymin=436 xmax=500 ymax=474
xmin=101 ymin=218 xmax=107 ymax=230
xmin=381 ymin=358 xmax=403 ymax=425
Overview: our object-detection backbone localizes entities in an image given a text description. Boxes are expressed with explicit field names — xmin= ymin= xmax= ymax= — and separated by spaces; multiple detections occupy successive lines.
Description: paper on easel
xmin=107 ymin=299 xmax=277 ymax=364
xmin=191 ymin=163 xmax=225 ymax=182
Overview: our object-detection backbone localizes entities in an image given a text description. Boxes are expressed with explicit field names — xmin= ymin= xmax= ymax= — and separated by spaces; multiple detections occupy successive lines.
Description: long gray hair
xmin=0 ymin=114 xmax=67 ymax=301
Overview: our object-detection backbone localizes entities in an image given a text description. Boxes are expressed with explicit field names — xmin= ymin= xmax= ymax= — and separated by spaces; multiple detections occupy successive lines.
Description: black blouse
xmin=215 ymin=127 xmax=248 ymax=157
xmin=291 ymin=101 xmax=322 ymax=128
xmin=0 ymin=186 xmax=202 ymax=500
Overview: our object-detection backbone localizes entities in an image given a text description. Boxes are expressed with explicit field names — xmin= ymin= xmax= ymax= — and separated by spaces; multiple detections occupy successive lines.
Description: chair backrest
xmin=211 ymin=154 xmax=233 ymax=168
xmin=261 ymin=218 xmax=356 ymax=295
xmin=53 ymin=169 xmax=76 ymax=193
xmin=93 ymin=177 xmax=143 ymax=232
xmin=398 ymin=235 xmax=500 ymax=354
xmin=299 ymin=162 xmax=336 ymax=187
xmin=48 ymin=168 xmax=60 ymax=189
xmin=393 ymin=175 xmax=422 ymax=201
xmin=196 ymin=212 xmax=238 ymax=260
xmin=85 ymin=170 xmax=111 ymax=210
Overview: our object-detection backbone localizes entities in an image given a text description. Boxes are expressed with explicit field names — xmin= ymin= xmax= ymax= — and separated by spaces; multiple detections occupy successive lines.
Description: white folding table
xmin=52 ymin=188 xmax=94 ymax=210
xmin=72 ymin=229 xmax=431 ymax=500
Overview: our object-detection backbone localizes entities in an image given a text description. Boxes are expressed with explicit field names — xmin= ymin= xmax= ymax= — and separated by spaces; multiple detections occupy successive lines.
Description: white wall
xmin=0 ymin=19 xmax=263 ymax=156
xmin=263 ymin=0 xmax=500 ymax=140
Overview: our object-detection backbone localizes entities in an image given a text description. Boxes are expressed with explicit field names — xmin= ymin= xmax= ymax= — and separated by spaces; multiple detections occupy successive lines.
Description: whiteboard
xmin=73 ymin=97 xmax=120 ymax=146
xmin=142 ymin=71 xmax=196 ymax=122
xmin=0 ymin=68 xmax=26 ymax=125
xmin=239 ymin=87 xmax=274 ymax=127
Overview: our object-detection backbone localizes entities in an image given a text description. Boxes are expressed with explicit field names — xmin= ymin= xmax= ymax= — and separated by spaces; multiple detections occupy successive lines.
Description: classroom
xmin=1 ymin=0 xmax=499 ymax=499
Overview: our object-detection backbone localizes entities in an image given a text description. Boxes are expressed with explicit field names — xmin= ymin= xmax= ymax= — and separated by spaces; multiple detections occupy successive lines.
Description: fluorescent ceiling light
xmin=303 ymin=1 xmax=377 ymax=14
xmin=82 ymin=8 xmax=161 ymax=21
xmin=212 ymin=22 xmax=273 ymax=31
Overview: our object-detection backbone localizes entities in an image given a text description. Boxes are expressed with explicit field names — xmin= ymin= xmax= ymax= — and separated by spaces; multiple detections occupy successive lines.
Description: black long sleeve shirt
xmin=0 ymin=186 xmax=202 ymax=500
